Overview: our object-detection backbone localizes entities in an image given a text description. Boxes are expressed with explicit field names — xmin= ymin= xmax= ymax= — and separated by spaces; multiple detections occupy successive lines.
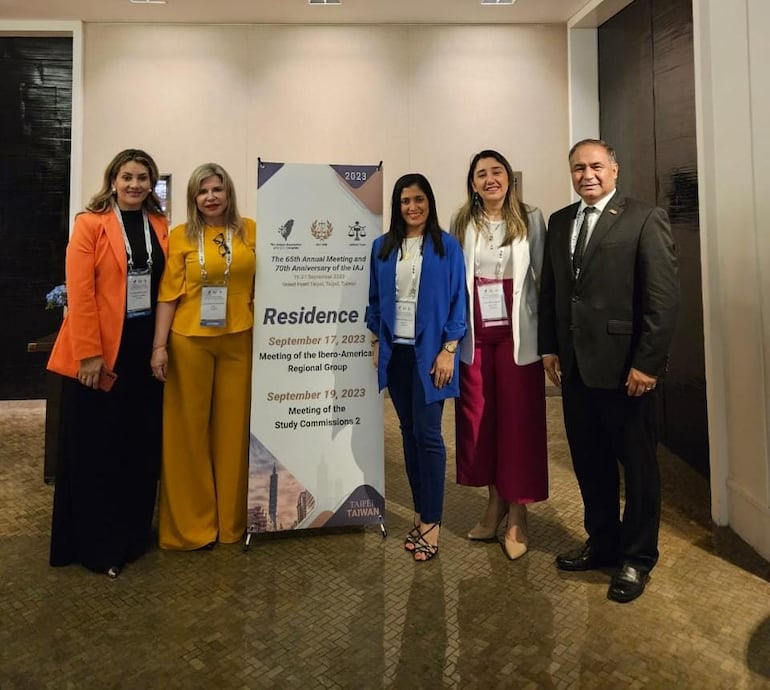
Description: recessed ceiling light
xmin=129 ymin=0 xmax=168 ymax=4
xmin=481 ymin=0 xmax=516 ymax=5
xmin=309 ymin=0 xmax=342 ymax=5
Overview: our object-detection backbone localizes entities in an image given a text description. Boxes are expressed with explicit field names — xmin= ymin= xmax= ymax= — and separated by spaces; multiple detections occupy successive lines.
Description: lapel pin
xmin=609 ymin=209 xmax=618 ymax=215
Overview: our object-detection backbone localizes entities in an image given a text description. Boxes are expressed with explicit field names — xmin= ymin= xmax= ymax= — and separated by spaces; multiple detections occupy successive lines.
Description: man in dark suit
xmin=538 ymin=139 xmax=679 ymax=603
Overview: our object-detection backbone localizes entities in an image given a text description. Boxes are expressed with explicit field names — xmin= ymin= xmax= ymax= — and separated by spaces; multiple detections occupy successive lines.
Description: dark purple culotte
xmin=455 ymin=278 xmax=548 ymax=503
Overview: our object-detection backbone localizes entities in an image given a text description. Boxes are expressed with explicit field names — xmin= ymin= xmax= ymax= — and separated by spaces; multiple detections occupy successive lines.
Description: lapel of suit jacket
xmin=380 ymin=244 xmax=398 ymax=333
xmin=510 ymin=235 xmax=530 ymax=295
xmin=148 ymin=213 xmax=169 ymax=255
xmin=461 ymin=222 xmax=476 ymax=299
xmin=580 ymin=193 xmax=626 ymax=274
xmin=104 ymin=209 xmax=129 ymax=279
xmin=415 ymin=235 xmax=438 ymax=337
xmin=558 ymin=202 xmax=580 ymax=278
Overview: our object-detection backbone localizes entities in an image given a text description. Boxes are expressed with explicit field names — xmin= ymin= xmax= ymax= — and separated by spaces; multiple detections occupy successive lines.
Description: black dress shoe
xmin=607 ymin=563 xmax=649 ymax=603
xmin=555 ymin=544 xmax=619 ymax=572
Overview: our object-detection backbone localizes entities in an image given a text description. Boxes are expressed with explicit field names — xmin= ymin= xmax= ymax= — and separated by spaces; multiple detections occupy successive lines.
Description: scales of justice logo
xmin=348 ymin=221 xmax=366 ymax=243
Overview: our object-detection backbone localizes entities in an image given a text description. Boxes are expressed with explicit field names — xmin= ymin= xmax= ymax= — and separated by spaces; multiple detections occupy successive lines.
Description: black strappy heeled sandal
xmin=412 ymin=522 xmax=440 ymax=562
xmin=404 ymin=523 xmax=421 ymax=552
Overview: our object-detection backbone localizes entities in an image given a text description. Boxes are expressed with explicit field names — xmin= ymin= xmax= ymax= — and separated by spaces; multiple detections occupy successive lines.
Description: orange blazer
xmin=47 ymin=209 xmax=169 ymax=379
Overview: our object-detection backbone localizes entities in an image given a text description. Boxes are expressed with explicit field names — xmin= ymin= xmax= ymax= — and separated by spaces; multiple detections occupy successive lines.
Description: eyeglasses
xmin=213 ymin=232 xmax=230 ymax=258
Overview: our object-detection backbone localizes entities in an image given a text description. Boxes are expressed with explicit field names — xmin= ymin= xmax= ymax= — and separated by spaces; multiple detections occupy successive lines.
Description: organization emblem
xmin=310 ymin=220 xmax=334 ymax=243
xmin=277 ymin=218 xmax=294 ymax=241
xmin=348 ymin=221 xmax=366 ymax=242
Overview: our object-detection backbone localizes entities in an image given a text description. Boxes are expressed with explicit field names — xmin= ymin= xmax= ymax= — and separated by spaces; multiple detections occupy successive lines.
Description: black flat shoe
xmin=607 ymin=563 xmax=649 ymax=603
xmin=106 ymin=566 xmax=121 ymax=579
xmin=555 ymin=544 xmax=619 ymax=572
xmin=196 ymin=541 xmax=216 ymax=551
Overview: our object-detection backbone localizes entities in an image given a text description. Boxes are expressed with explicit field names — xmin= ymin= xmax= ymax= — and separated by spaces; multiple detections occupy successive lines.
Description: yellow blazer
xmin=47 ymin=209 xmax=169 ymax=379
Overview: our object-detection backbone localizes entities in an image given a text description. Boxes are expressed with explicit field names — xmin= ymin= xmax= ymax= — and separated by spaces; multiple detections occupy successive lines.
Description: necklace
xmin=485 ymin=219 xmax=504 ymax=249
xmin=402 ymin=236 xmax=422 ymax=260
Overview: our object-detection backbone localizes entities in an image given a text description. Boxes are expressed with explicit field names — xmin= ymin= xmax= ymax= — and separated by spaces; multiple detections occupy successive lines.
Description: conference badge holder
xmin=477 ymin=277 xmax=510 ymax=328
xmin=394 ymin=300 xmax=416 ymax=341
xmin=126 ymin=269 xmax=152 ymax=318
xmin=201 ymin=283 xmax=228 ymax=327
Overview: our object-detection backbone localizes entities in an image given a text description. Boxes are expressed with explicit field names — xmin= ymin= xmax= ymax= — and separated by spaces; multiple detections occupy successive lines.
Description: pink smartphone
xmin=98 ymin=367 xmax=118 ymax=392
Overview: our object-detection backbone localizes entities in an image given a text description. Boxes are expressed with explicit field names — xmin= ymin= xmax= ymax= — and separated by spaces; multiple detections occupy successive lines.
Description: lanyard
xmin=198 ymin=226 xmax=233 ymax=284
xmin=114 ymin=204 xmax=153 ymax=271
xmin=396 ymin=237 xmax=422 ymax=301
xmin=474 ymin=228 xmax=506 ymax=279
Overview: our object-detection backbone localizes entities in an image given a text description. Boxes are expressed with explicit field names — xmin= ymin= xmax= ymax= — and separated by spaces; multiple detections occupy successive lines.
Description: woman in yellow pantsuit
xmin=151 ymin=163 xmax=256 ymax=549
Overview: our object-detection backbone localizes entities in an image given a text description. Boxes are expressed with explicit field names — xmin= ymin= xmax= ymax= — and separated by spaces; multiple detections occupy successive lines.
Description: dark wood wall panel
xmin=651 ymin=0 xmax=707 ymax=472
xmin=598 ymin=0 xmax=656 ymax=205
xmin=598 ymin=0 xmax=708 ymax=475
xmin=0 ymin=38 xmax=72 ymax=399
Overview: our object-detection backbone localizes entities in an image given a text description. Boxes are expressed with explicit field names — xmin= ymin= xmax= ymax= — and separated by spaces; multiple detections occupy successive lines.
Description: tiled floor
xmin=0 ymin=397 xmax=768 ymax=689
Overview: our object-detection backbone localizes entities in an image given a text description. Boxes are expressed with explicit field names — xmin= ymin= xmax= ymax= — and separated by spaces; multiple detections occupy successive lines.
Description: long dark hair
xmin=378 ymin=173 xmax=444 ymax=260
xmin=452 ymin=149 xmax=528 ymax=247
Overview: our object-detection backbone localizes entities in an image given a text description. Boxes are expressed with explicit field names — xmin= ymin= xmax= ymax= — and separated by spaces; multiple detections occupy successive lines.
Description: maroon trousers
xmin=455 ymin=279 xmax=548 ymax=504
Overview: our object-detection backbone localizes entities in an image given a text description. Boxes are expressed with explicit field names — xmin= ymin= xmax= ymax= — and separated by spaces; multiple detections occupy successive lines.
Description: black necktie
xmin=572 ymin=206 xmax=596 ymax=278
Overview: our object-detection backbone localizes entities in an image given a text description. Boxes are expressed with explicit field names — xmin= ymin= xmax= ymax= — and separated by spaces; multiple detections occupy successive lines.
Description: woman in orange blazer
xmin=48 ymin=149 xmax=169 ymax=579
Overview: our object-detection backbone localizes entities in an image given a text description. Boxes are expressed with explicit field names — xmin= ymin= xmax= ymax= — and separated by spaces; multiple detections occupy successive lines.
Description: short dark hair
xmin=568 ymin=138 xmax=617 ymax=165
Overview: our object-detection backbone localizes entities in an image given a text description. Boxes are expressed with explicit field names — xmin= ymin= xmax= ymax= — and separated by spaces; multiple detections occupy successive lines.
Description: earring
xmin=473 ymin=191 xmax=480 ymax=206
xmin=111 ymin=187 xmax=116 ymax=194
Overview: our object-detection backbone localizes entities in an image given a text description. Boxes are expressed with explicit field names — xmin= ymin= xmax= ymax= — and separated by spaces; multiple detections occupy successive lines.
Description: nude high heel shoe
xmin=504 ymin=504 xmax=528 ymax=560
xmin=467 ymin=509 xmax=506 ymax=540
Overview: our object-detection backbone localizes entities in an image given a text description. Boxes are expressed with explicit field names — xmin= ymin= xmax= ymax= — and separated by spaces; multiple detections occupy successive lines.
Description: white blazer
xmin=454 ymin=206 xmax=546 ymax=366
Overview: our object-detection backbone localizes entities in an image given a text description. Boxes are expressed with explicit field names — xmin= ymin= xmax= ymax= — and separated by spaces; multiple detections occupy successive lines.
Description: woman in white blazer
xmin=451 ymin=150 xmax=548 ymax=560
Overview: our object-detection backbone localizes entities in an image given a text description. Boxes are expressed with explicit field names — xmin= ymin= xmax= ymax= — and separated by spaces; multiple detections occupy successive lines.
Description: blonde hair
xmin=452 ymin=149 xmax=528 ymax=247
xmin=184 ymin=163 xmax=244 ymax=241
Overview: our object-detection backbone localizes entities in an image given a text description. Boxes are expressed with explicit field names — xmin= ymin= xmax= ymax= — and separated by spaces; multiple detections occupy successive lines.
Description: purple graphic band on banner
xmin=248 ymin=162 xmax=385 ymax=538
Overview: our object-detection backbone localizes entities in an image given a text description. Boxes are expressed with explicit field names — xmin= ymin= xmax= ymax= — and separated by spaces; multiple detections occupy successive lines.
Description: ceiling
xmin=0 ymin=0 xmax=595 ymax=26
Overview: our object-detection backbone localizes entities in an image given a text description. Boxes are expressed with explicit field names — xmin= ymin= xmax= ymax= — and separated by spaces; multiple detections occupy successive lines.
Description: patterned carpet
xmin=0 ymin=397 xmax=768 ymax=689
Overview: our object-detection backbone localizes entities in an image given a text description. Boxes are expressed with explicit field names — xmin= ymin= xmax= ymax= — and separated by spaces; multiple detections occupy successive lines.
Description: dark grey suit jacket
xmin=538 ymin=192 xmax=679 ymax=389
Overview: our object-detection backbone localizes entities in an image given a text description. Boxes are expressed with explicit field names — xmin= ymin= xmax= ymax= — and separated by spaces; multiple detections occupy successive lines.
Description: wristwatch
xmin=442 ymin=342 xmax=457 ymax=354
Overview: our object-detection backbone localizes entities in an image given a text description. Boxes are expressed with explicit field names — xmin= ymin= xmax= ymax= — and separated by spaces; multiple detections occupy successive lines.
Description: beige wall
xmin=82 ymin=23 xmax=570 ymax=229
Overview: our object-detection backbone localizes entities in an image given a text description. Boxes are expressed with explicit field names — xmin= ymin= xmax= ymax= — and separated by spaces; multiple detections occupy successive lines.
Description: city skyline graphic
xmin=247 ymin=433 xmax=316 ymax=533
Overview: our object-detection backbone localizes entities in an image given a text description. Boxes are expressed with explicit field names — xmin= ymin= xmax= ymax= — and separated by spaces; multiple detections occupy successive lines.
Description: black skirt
xmin=49 ymin=311 xmax=163 ymax=574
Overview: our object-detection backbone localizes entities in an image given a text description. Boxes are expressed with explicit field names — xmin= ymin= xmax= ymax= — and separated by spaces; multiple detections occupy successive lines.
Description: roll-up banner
xmin=247 ymin=162 xmax=385 ymax=542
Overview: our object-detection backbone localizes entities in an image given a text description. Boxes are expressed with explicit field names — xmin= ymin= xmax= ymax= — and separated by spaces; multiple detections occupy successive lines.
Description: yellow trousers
xmin=158 ymin=329 xmax=252 ymax=549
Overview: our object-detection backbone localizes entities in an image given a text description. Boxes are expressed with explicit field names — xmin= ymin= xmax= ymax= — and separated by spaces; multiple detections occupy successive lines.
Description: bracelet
xmin=152 ymin=344 xmax=167 ymax=351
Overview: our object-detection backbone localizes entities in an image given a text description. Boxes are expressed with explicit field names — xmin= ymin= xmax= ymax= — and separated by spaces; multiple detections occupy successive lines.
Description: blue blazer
xmin=366 ymin=231 xmax=467 ymax=404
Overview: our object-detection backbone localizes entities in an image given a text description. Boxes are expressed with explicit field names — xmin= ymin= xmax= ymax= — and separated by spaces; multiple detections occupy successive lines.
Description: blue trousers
xmin=387 ymin=344 xmax=446 ymax=524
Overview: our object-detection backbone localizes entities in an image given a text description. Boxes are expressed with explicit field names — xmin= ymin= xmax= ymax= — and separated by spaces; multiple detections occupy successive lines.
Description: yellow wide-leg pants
xmin=159 ymin=329 xmax=252 ymax=549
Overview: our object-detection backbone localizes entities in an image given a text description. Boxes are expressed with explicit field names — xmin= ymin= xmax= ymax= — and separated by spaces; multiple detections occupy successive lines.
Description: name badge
xmin=394 ymin=300 xmax=416 ymax=340
xmin=126 ymin=270 xmax=152 ymax=318
xmin=201 ymin=284 xmax=228 ymax=327
xmin=477 ymin=279 xmax=510 ymax=327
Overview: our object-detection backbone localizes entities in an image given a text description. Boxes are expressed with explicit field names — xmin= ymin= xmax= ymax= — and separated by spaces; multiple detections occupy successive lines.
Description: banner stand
xmin=243 ymin=517 xmax=387 ymax=552
xmin=244 ymin=161 xmax=386 ymax=549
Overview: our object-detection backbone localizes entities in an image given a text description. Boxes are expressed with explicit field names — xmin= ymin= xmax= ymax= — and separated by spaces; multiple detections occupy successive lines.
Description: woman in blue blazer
xmin=366 ymin=173 xmax=466 ymax=561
